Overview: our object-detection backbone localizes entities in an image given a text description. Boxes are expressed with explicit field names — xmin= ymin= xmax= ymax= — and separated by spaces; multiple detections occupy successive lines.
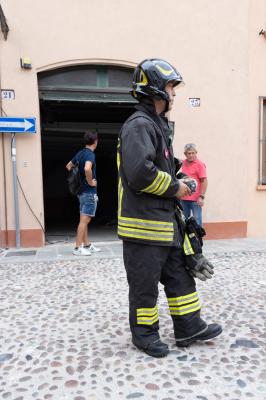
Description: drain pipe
xmin=0 ymin=46 xmax=8 ymax=249
xmin=1 ymin=133 xmax=8 ymax=248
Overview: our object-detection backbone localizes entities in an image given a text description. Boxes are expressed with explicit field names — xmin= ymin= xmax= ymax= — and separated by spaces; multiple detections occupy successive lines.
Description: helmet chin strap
xmin=152 ymin=91 xmax=170 ymax=113
xmin=164 ymin=100 xmax=170 ymax=113
xmin=162 ymin=92 xmax=170 ymax=112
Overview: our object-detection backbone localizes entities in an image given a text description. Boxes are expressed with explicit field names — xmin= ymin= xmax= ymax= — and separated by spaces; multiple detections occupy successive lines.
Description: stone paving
xmin=0 ymin=239 xmax=266 ymax=399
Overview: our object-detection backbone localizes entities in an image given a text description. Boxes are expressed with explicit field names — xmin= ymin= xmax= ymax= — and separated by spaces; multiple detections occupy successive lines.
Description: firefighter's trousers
xmin=123 ymin=241 xmax=206 ymax=346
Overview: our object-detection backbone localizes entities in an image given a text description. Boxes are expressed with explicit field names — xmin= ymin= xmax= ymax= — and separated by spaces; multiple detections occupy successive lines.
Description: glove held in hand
xmin=186 ymin=254 xmax=214 ymax=281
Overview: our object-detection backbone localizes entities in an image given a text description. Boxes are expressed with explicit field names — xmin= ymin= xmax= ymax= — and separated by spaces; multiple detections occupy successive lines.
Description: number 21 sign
xmin=1 ymin=89 xmax=15 ymax=100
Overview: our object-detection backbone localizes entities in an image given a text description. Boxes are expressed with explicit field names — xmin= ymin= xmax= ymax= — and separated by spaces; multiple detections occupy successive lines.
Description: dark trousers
xmin=123 ymin=241 xmax=206 ymax=345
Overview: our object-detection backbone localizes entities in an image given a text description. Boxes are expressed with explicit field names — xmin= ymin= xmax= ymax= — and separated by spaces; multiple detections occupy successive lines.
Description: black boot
xmin=132 ymin=337 xmax=169 ymax=358
xmin=176 ymin=323 xmax=222 ymax=347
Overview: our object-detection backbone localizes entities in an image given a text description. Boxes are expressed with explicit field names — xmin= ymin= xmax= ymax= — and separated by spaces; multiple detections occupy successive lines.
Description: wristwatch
xmin=199 ymin=194 xmax=205 ymax=199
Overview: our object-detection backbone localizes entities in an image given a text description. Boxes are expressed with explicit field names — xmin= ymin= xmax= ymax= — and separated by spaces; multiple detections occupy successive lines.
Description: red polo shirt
xmin=181 ymin=158 xmax=207 ymax=201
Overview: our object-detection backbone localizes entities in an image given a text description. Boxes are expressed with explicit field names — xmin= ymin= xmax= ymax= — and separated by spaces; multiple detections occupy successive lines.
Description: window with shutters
xmin=259 ymin=97 xmax=266 ymax=185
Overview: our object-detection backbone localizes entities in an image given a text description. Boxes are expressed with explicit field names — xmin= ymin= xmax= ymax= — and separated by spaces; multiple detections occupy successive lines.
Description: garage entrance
xmin=38 ymin=65 xmax=136 ymax=242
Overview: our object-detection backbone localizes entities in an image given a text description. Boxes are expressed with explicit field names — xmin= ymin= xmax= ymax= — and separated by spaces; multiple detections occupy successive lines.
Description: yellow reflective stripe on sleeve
xmin=183 ymin=233 xmax=195 ymax=255
xmin=155 ymin=173 xmax=171 ymax=196
xmin=149 ymin=171 xmax=167 ymax=194
xmin=141 ymin=171 xmax=172 ymax=196
xmin=141 ymin=171 xmax=163 ymax=194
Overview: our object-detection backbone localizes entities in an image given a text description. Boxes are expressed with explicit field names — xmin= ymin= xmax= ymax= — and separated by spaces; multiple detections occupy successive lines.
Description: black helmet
xmin=131 ymin=58 xmax=184 ymax=102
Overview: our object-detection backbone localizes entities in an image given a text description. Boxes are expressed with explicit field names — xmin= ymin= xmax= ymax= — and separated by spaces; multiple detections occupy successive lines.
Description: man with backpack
xmin=66 ymin=130 xmax=101 ymax=256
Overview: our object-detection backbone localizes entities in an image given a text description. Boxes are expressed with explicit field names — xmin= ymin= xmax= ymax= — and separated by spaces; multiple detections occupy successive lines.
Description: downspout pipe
xmin=0 ymin=3 xmax=9 ymax=248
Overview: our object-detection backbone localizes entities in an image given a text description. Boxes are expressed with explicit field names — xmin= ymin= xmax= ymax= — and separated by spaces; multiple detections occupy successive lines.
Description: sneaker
xmin=85 ymin=244 xmax=101 ymax=253
xmin=73 ymin=246 xmax=91 ymax=256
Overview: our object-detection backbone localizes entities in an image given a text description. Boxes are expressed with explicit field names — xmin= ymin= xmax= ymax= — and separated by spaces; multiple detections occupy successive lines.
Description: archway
xmin=38 ymin=64 xmax=136 ymax=242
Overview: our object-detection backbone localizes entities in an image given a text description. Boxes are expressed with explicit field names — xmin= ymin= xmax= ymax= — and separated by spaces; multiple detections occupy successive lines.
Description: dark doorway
xmin=38 ymin=65 xmax=135 ymax=242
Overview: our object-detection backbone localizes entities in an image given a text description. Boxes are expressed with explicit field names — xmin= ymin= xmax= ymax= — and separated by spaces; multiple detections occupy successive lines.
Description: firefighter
xmin=117 ymin=58 xmax=222 ymax=357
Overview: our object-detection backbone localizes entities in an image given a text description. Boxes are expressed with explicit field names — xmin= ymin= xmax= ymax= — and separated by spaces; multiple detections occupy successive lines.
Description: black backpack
xmin=67 ymin=162 xmax=83 ymax=196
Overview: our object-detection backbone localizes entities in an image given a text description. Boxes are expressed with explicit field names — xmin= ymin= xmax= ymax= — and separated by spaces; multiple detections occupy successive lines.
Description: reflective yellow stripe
xmin=117 ymin=139 xmax=121 ymax=169
xmin=183 ymin=233 xmax=195 ymax=255
xmin=118 ymin=216 xmax=174 ymax=241
xmin=155 ymin=173 xmax=171 ymax=196
xmin=137 ymin=306 xmax=158 ymax=316
xmin=167 ymin=292 xmax=198 ymax=306
xmin=137 ymin=306 xmax=159 ymax=325
xmin=139 ymin=70 xmax=148 ymax=86
xmin=149 ymin=171 xmax=167 ymax=194
xmin=117 ymin=139 xmax=123 ymax=218
xmin=155 ymin=64 xmax=174 ymax=76
xmin=118 ymin=226 xmax=173 ymax=241
xmin=118 ymin=216 xmax=173 ymax=228
xmin=150 ymin=172 xmax=167 ymax=195
xmin=119 ymin=217 xmax=173 ymax=231
xmin=170 ymin=300 xmax=200 ymax=312
xmin=120 ymin=223 xmax=173 ymax=232
xmin=167 ymin=291 xmax=201 ymax=316
xmin=142 ymin=171 xmax=171 ymax=196
xmin=142 ymin=171 xmax=164 ymax=194
xmin=137 ymin=315 xmax=159 ymax=325
xmin=169 ymin=302 xmax=201 ymax=316
xmin=118 ymin=179 xmax=123 ymax=217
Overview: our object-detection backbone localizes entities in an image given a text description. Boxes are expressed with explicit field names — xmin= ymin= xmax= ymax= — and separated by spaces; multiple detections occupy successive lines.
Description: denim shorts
xmin=78 ymin=193 xmax=98 ymax=217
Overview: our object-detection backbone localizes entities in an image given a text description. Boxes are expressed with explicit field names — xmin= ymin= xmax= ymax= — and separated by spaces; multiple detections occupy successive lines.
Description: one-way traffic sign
xmin=0 ymin=117 xmax=36 ymax=133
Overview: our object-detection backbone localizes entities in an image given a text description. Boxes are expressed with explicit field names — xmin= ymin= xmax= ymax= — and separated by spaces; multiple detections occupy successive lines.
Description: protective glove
xmin=186 ymin=253 xmax=214 ymax=281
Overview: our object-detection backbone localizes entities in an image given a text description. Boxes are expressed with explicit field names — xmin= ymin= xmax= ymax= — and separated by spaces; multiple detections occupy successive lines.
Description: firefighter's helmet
xmin=131 ymin=58 xmax=184 ymax=102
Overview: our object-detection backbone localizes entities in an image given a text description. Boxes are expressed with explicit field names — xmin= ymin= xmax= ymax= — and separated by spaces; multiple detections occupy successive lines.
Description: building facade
xmin=0 ymin=0 xmax=266 ymax=247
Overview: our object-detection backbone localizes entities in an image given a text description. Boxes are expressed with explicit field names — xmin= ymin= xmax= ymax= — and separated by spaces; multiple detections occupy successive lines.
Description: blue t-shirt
xmin=72 ymin=148 xmax=97 ymax=194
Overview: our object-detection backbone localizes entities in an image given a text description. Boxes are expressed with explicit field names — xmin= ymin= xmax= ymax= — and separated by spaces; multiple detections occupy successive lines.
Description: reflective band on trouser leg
xmin=137 ymin=306 xmax=159 ymax=325
xmin=141 ymin=171 xmax=171 ymax=196
xmin=183 ymin=233 xmax=195 ymax=255
xmin=167 ymin=292 xmax=201 ymax=316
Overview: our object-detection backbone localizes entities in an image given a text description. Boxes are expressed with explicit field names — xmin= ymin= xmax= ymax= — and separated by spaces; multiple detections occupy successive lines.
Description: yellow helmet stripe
xmin=155 ymin=64 xmax=174 ymax=77
xmin=139 ymin=70 xmax=148 ymax=86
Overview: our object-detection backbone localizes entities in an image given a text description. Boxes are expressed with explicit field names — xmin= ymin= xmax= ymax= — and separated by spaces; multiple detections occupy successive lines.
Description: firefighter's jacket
xmin=117 ymin=102 xmax=182 ymax=246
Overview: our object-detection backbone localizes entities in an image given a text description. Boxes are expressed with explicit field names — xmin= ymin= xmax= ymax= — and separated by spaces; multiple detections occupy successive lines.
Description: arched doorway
xmin=38 ymin=65 xmax=136 ymax=242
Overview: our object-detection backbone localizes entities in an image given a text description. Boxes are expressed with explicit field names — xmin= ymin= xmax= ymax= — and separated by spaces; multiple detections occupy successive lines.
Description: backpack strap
xmin=78 ymin=148 xmax=94 ymax=186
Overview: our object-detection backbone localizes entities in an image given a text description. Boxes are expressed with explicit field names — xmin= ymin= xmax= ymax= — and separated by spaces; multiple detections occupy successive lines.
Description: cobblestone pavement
xmin=0 ymin=241 xmax=266 ymax=399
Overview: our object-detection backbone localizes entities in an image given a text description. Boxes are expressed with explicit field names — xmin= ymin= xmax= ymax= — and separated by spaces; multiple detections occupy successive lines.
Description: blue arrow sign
xmin=0 ymin=117 xmax=36 ymax=133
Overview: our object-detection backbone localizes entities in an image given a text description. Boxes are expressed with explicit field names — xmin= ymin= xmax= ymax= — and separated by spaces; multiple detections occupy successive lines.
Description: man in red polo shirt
xmin=181 ymin=143 xmax=208 ymax=226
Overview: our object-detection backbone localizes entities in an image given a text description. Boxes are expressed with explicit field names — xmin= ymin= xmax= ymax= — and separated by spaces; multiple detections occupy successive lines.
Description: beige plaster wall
xmin=247 ymin=0 xmax=266 ymax=237
xmin=0 ymin=0 xmax=264 ymax=239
